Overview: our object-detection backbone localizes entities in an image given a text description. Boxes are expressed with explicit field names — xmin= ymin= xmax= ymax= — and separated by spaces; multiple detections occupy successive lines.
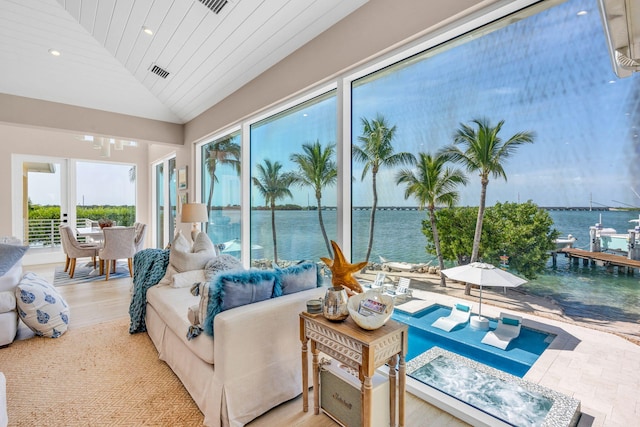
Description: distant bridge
xmin=540 ymin=207 xmax=611 ymax=211
xmin=319 ymin=206 xmax=625 ymax=212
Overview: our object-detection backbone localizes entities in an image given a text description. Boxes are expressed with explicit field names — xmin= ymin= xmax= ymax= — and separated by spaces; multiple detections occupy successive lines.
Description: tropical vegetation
xmin=353 ymin=113 xmax=415 ymax=264
xmin=242 ymin=114 xmax=540 ymax=277
xmin=422 ymin=201 xmax=557 ymax=279
xmin=29 ymin=204 xmax=135 ymax=226
xmin=289 ymin=141 xmax=337 ymax=257
xmin=203 ymin=135 xmax=241 ymax=231
xmin=396 ymin=152 xmax=468 ymax=286
xmin=441 ymin=118 xmax=535 ymax=293
xmin=251 ymin=159 xmax=294 ymax=264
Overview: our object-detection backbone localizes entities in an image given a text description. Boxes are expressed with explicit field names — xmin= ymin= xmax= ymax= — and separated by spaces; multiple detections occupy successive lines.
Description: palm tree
xmin=252 ymin=159 xmax=294 ymax=264
xmin=353 ymin=113 xmax=415 ymax=263
xmin=396 ymin=152 xmax=468 ymax=286
xmin=442 ymin=118 xmax=534 ymax=294
xmin=289 ymin=141 xmax=337 ymax=257
xmin=203 ymin=136 xmax=241 ymax=231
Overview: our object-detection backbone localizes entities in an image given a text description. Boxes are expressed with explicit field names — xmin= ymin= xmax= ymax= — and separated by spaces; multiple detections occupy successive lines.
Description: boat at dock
xmin=554 ymin=234 xmax=577 ymax=250
xmin=589 ymin=214 xmax=640 ymax=260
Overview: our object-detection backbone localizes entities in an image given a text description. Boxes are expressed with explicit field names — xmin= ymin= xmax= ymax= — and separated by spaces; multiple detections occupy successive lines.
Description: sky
xmin=250 ymin=0 xmax=640 ymax=209
xmin=29 ymin=161 xmax=136 ymax=206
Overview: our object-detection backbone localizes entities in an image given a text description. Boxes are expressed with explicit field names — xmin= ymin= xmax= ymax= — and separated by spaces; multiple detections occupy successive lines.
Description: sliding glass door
xmin=12 ymin=154 xmax=137 ymax=264
xmin=152 ymin=156 xmax=177 ymax=248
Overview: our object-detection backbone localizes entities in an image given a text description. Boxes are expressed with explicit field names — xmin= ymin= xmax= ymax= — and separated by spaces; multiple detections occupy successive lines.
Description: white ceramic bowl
xmin=347 ymin=290 xmax=394 ymax=330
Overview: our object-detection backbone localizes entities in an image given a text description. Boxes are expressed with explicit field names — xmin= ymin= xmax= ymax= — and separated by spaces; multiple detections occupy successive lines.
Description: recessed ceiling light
xmin=577 ymin=10 xmax=588 ymax=16
xmin=142 ymin=26 xmax=154 ymax=35
xmin=48 ymin=49 xmax=61 ymax=57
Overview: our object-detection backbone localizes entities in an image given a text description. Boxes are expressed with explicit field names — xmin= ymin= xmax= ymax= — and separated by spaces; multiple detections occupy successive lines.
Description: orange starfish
xmin=320 ymin=240 xmax=368 ymax=294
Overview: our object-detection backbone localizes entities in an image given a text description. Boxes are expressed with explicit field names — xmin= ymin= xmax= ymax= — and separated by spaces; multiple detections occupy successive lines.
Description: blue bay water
xmin=244 ymin=209 xmax=640 ymax=324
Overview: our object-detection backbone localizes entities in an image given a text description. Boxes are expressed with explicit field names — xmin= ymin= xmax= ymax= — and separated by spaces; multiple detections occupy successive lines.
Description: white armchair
xmin=98 ymin=227 xmax=136 ymax=281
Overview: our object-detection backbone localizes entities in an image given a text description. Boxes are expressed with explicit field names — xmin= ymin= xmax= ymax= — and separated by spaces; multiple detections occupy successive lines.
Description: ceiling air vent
xmin=150 ymin=64 xmax=170 ymax=79
xmin=198 ymin=0 xmax=228 ymax=14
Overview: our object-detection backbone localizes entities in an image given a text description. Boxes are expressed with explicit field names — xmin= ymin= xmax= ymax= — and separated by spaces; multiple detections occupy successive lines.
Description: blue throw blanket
xmin=129 ymin=248 xmax=170 ymax=334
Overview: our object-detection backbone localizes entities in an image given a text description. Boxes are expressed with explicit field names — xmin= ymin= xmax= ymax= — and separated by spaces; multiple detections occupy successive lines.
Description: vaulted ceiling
xmin=0 ymin=0 xmax=368 ymax=124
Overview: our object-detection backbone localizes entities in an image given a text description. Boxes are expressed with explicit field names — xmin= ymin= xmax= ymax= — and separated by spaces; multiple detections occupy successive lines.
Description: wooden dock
xmin=555 ymin=247 xmax=640 ymax=274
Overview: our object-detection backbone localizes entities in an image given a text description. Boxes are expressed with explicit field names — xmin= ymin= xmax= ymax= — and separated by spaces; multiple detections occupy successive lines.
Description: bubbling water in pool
xmin=412 ymin=355 xmax=553 ymax=426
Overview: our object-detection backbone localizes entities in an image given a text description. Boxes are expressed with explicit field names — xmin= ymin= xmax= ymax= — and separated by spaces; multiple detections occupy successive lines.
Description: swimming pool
xmin=392 ymin=304 xmax=555 ymax=377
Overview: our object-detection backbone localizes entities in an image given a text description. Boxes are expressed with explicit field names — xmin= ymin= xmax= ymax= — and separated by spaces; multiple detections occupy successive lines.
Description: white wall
xmin=0 ymin=123 xmax=189 ymax=242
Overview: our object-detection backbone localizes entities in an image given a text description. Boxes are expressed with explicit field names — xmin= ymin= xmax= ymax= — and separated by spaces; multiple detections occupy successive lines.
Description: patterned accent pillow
xmin=16 ymin=272 xmax=70 ymax=338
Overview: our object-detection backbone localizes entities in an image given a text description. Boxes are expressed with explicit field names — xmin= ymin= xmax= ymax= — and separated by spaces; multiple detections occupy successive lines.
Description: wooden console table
xmin=299 ymin=312 xmax=408 ymax=427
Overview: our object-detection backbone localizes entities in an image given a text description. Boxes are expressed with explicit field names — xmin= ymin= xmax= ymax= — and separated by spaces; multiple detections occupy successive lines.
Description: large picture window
xmin=200 ymin=131 xmax=242 ymax=250
xmin=350 ymin=0 xmax=639 ymax=264
xmin=249 ymin=90 xmax=338 ymax=264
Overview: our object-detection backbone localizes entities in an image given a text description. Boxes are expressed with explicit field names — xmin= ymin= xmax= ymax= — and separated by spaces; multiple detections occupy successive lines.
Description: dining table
xmin=75 ymin=226 xmax=104 ymax=243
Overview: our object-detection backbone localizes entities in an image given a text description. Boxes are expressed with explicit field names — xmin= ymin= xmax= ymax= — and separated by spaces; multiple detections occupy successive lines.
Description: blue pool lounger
xmin=481 ymin=313 xmax=522 ymax=350
xmin=431 ymin=302 xmax=472 ymax=332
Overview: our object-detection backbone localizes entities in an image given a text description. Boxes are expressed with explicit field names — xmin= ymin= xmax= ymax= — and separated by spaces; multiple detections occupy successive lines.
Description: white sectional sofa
xmin=0 ymin=263 xmax=19 ymax=347
xmin=130 ymin=241 xmax=325 ymax=427
xmin=0 ymin=241 xmax=26 ymax=347
xmin=145 ymin=283 xmax=323 ymax=427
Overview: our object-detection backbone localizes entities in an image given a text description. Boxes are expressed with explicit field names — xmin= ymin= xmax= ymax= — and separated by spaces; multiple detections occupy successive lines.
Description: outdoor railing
xmin=24 ymin=218 xmax=93 ymax=248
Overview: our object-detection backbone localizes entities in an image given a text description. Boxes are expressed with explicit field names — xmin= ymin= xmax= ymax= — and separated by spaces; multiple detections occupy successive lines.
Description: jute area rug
xmin=0 ymin=318 xmax=204 ymax=426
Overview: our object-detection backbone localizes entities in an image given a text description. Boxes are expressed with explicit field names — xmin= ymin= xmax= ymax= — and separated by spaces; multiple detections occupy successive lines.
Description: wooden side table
xmin=300 ymin=312 xmax=408 ymax=427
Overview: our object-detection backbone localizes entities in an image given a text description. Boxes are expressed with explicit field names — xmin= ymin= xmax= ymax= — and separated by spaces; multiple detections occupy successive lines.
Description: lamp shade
xmin=181 ymin=203 xmax=208 ymax=223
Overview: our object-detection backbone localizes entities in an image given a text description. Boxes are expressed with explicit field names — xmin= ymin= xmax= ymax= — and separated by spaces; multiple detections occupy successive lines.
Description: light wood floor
xmin=27 ymin=262 xmax=468 ymax=427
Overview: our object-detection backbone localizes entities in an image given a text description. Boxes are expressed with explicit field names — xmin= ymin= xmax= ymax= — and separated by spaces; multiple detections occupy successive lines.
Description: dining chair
xmin=98 ymin=226 xmax=136 ymax=281
xmin=59 ymin=224 xmax=100 ymax=278
xmin=133 ymin=222 xmax=147 ymax=253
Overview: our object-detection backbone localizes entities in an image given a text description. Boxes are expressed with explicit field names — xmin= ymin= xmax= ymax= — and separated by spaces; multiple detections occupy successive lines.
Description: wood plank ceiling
xmin=0 ymin=0 xmax=368 ymax=123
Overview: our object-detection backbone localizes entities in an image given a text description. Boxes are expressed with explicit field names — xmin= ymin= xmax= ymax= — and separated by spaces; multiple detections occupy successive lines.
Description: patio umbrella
xmin=440 ymin=262 xmax=527 ymax=318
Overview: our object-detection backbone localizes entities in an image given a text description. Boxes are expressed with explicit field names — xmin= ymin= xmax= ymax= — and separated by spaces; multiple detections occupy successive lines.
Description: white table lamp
xmin=181 ymin=203 xmax=208 ymax=240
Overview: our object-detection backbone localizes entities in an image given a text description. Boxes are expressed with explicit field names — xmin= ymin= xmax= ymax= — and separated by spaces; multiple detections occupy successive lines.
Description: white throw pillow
xmin=16 ymin=272 xmax=70 ymax=338
xmin=159 ymin=231 xmax=217 ymax=286
xmin=172 ymin=230 xmax=191 ymax=253
xmin=192 ymin=231 xmax=219 ymax=255
xmin=171 ymin=270 xmax=206 ymax=288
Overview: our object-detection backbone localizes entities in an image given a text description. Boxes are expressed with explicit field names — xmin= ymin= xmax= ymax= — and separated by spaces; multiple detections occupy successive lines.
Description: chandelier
xmin=78 ymin=135 xmax=138 ymax=157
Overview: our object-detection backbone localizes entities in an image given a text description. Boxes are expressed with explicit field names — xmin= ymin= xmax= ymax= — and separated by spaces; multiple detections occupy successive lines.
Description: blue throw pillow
xmin=201 ymin=269 xmax=283 ymax=336
xmin=278 ymin=262 xmax=321 ymax=295
xmin=0 ymin=243 xmax=28 ymax=276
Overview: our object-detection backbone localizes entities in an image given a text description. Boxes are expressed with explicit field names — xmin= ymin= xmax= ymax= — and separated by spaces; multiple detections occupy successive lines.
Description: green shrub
xmin=29 ymin=205 xmax=135 ymax=227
